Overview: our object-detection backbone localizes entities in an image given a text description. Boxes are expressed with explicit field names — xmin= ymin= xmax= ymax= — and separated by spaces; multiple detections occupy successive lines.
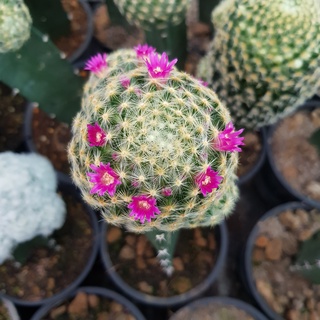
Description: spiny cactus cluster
xmin=68 ymin=45 xmax=244 ymax=233
xmin=0 ymin=0 xmax=32 ymax=53
xmin=197 ymin=0 xmax=320 ymax=130
xmin=113 ymin=0 xmax=191 ymax=30
xmin=0 ymin=152 xmax=66 ymax=264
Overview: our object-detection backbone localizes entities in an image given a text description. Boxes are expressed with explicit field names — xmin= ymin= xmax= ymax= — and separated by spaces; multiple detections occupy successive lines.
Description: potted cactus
xmin=109 ymin=0 xmax=190 ymax=69
xmin=0 ymin=152 xmax=99 ymax=307
xmin=243 ymin=202 xmax=320 ymax=320
xmin=68 ymin=45 xmax=244 ymax=304
xmin=197 ymin=0 xmax=320 ymax=183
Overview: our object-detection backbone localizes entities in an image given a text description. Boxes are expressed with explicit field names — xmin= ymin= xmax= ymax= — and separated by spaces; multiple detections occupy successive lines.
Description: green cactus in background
xmin=291 ymin=230 xmax=320 ymax=284
xmin=0 ymin=0 xmax=85 ymax=124
xmin=111 ymin=0 xmax=191 ymax=69
xmin=68 ymin=47 xmax=243 ymax=274
xmin=0 ymin=0 xmax=32 ymax=53
xmin=197 ymin=0 xmax=320 ymax=130
xmin=114 ymin=0 xmax=190 ymax=30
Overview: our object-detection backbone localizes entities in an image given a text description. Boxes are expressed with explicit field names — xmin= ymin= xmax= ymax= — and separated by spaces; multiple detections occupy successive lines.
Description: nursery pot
xmin=169 ymin=296 xmax=268 ymax=320
xmin=0 ymin=298 xmax=20 ymax=320
xmin=99 ymin=221 xmax=228 ymax=308
xmin=0 ymin=180 xmax=99 ymax=308
xmin=237 ymin=127 xmax=267 ymax=186
xmin=23 ymin=102 xmax=72 ymax=185
xmin=265 ymin=100 xmax=320 ymax=209
xmin=66 ymin=0 xmax=94 ymax=63
xmin=31 ymin=286 xmax=145 ymax=320
xmin=242 ymin=202 xmax=314 ymax=320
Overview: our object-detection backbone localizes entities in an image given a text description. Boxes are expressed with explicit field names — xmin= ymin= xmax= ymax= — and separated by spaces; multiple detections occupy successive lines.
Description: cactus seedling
xmin=197 ymin=0 xmax=320 ymax=130
xmin=68 ymin=47 xmax=244 ymax=274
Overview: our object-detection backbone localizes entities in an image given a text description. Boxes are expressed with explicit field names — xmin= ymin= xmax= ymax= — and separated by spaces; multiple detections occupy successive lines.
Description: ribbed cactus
xmin=69 ymin=47 xmax=243 ymax=274
xmin=112 ymin=0 xmax=191 ymax=69
xmin=113 ymin=0 xmax=190 ymax=30
xmin=0 ymin=0 xmax=32 ymax=53
xmin=197 ymin=0 xmax=320 ymax=130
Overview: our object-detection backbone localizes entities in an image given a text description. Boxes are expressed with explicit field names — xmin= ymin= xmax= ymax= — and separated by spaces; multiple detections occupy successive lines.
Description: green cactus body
xmin=197 ymin=0 xmax=320 ymax=130
xmin=0 ymin=0 xmax=32 ymax=53
xmin=292 ymin=230 xmax=320 ymax=284
xmin=68 ymin=49 xmax=239 ymax=233
xmin=113 ymin=0 xmax=190 ymax=30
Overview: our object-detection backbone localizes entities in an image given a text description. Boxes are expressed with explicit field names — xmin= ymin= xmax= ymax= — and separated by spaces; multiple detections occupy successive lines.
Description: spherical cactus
xmin=113 ymin=0 xmax=191 ymax=30
xmin=197 ymin=0 xmax=320 ymax=130
xmin=0 ymin=0 xmax=32 ymax=53
xmin=68 ymin=47 xmax=244 ymax=233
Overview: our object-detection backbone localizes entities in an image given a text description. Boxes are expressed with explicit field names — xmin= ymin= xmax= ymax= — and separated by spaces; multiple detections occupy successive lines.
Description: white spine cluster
xmin=0 ymin=152 xmax=66 ymax=264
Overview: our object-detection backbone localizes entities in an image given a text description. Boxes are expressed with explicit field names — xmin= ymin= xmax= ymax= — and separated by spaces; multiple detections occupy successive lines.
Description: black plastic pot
xmin=169 ymin=296 xmax=268 ymax=320
xmin=0 ymin=180 xmax=99 ymax=308
xmin=0 ymin=298 xmax=20 ymax=320
xmin=99 ymin=221 xmax=228 ymax=308
xmin=237 ymin=127 xmax=267 ymax=186
xmin=31 ymin=286 xmax=145 ymax=320
xmin=242 ymin=202 xmax=311 ymax=320
xmin=265 ymin=101 xmax=320 ymax=209
xmin=67 ymin=0 xmax=94 ymax=63
xmin=23 ymin=102 xmax=72 ymax=185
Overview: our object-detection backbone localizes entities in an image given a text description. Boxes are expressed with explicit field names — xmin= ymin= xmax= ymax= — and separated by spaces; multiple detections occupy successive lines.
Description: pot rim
xmin=0 ymin=181 xmax=99 ymax=307
xmin=30 ymin=286 xmax=145 ymax=320
xmin=266 ymin=100 xmax=320 ymax=209
xmin=243 ymin=201 xmax=312 ymax=320
xmin=237 ymin=126 xmax=267 ymax=186
xmin=99 ymin=221 xmax=228 ymax=307
xmin=169 ymin=296 xmax=269 ymax=320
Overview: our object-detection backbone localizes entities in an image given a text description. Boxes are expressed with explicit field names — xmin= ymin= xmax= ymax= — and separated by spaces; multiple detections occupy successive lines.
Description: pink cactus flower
xmin=212 ymin=122 xmax=245 ymax=152
xmin=145 ymin=52 xmax=177 ymax=79
xmin=134 ymin=44 xmax=156 ymax=59
xmin=128 ymin=195 xmax=161 ymax=223
xmin=120 ymin=76 xmax=130 ymax=88
xmin=161 ymin=187 xmax=172 ymax=196
xmin=87 ymin=163 xmax=121 ymax=196
xmin=84 ymin=53 xmax=107 ymax=73
xmin=87 ymin=123 xmax=107 ymax=147
xmin=199 ymin=79 xmax=208 ymax=87
xmin=195 ymin=167 xmax=223 ymax=196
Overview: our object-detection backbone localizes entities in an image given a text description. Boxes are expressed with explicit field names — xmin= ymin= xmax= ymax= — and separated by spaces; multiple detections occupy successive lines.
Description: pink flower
xmin=84 ymin=53 xmax=107 ymax=73
xmin=87 ymin=163 xmax=121 ymax=196
xmin=212 ymin=122 xmax=245 ymax=152
xmin=120 ymin=76 xmax=130 ymax=88
xmin=195 ymin=167 xmax=223 ymax=196
xmin=145 ymin=52 xmax=177 ymax=79
xmin=128 ymin=195 xmax=161 ymax=223
xmin=134 ymin=44 xmax=156 ymax=59
xmin=199 ymin=79 xmax=208 ymax=87
xmin=161 ymin=187 xmax=172 ymax=196
xmin=87 ymin=123 xmax=107 ymax=147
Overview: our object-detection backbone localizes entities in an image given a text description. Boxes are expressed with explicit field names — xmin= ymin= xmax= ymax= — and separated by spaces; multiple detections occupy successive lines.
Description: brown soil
xmin=252 ymin=207 xmax=320 ymax=319
xmin=0 ymin=302 xmax=10 ymax=320
xmin=31 ymin=107 xmax=71 ymax=175
xmin=0 ymin=82 xmax=27 ymax=152
xmin=0 ymin=192 xmax=94 ymax=302
xmin=171 ymin=302 xmax=254 ymax=320
xmin=106 ymin=226 xmax=218 ymax=297
xmin=42 ymin=291 xmax=136 ymax=320
xmin=237 ymin=131 xmax=262 ymax=179
xmin=271 ymin=108 xmax=320 ymax=202
xmin=54 ymin=0 xmax=88 ymax=59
